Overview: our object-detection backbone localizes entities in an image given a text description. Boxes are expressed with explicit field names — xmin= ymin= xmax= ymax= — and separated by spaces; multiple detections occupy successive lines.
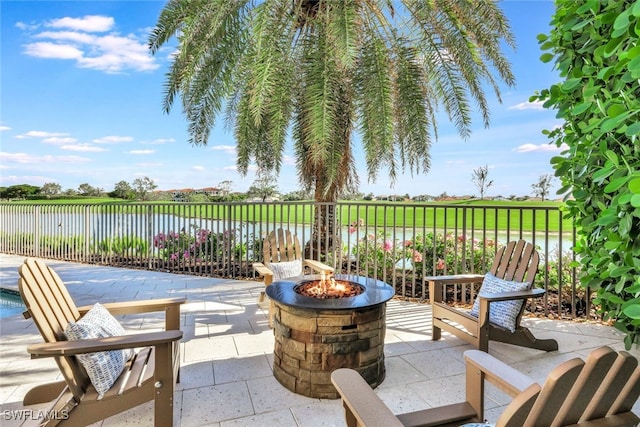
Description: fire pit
xmin=295 ymin=272 xmax=365 ymax=299
xmin=265 ymin=273 xmax=394 ymax=398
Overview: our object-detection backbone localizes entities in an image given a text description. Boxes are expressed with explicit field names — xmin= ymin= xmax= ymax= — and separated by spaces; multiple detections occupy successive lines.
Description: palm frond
xmin=355 ymin=27 xmax=394 ymax=181
xmin=326 ymin=0 xmax=360 ymax=70
xmin=392 ymin=36 xmax=432 ymax=175
xmin=150 ymin=0 xmax=516 ymax=201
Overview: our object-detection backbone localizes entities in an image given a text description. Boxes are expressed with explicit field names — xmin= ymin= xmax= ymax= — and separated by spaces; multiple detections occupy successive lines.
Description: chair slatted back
xmin=262 ymin=229 xmax=302 ymax=267
xmin=498 ymin=346 xmax=640 ymax=426
xmin=18 ymin=258 xmax=90 ymax=400
xmin=585 ymin=351 xmax=639 ymax=419
xmin=489 ymin=240 xmax=539 ymax=284
xmin=556 ymin=346 xmax=619 ymax=424
xmin=499 ymin=384 xmax=541 ymax=427
xmin=610 ymin=366 xmax=640 ymax=415
xmin=485 ymin=240 xmax=539 ymax=329
xmin=525 ymin=358 xmax=584 ymax=425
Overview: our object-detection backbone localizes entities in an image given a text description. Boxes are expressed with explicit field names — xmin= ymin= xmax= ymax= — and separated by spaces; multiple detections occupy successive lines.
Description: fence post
xmin=84 ymin=205 xmax=90 ymax=263
xmin=147 ymin=204 xmax=154 ymax=269
xmin=34 ymin=205 xmax=40 ymax=258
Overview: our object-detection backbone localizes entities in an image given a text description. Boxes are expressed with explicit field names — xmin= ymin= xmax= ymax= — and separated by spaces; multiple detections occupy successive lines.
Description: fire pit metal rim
xmin=265 ymin=273 xmax=394 ymax=310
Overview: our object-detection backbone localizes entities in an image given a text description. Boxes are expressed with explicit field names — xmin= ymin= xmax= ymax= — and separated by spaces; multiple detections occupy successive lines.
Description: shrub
xmin=350 ymin=228 xmax=497 ymax=281
xmin=533 ymin=0 xmax=640 ymax=347
xmin=408 ymin=232 xmax=496 ymax=277
xmin=97 ymin=236 xmax=148 ymax=257
xmin=153 ymin=226 xmax=247 ymax=262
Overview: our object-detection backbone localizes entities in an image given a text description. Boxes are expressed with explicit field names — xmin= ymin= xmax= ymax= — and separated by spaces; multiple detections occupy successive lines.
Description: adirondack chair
xmin=331 ymin=345 xmax=640 ymax=427
xmin=426 ymin=239 xmax=558 ymax=352
xmin=253 ymin=228 xmax=333 ymax=325
xmin=18 ymin=258 xmax=185 ymax=427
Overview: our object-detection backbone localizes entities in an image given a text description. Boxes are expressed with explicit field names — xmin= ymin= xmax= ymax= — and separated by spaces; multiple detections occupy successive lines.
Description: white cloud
xmin=0 ymin=126 xmax=11 ymax=131
xmin=0 ymin=175 xmax=53 ymax=185
xmin=93 ymin=135 xmax=133 ymax=144
xmin=192 ymin=165 xmax=205 ymax=171
xmin=47 ymin=15 xmax=114 ymax=33
xmin=36 ymin=31 xmax=96 ymax=44
xmin=127 ymin=150 xmax=155 ymax=155
xmin=282 ymin=155 xmax=296 ymax=166
xmin=61 ymin=144 xmax=107 ymax=152
xmin=142 ymin=138 xmax=175 ymax=145
xmin=137 ymin=162 xmax=163 ymax=168
xmin=513 ymin=143 xmax=569 ymax=153
xmin=16 ymin=130 xmax=69 ymax=139
xmin=224 ymin=164 xmax=257 ymax=172
xmin=16 ymin=22 xmax=39 ymax=31
xmin=21 ymin=16 xmax=159 ymax=73
xmin=0 ymin=152 xmax=90 ymax=164
xmin=77 ymin=34 xmax=158 ymax=72
xmin=24 ymin=42 xmax=83 ymax=59
xmin=509 ymin=100 xmax=545 ymax=111
xmin=210 ymin=145 xmax=237 ymax=155
xmin=43 ymin=137 xmax=77 ymax=144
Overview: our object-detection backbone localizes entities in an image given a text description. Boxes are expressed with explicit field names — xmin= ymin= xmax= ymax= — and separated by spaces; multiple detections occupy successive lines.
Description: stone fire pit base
xmin=271 ymin=301 xmax=386 ymax=399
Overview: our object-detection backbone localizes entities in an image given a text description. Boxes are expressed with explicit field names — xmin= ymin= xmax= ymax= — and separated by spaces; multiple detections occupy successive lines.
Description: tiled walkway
xmin=0 ymin=254 xmax=637 ymax=426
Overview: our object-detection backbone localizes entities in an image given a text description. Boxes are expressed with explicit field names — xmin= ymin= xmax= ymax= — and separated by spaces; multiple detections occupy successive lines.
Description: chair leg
xmin=432 ymin=323 xmax=442 ymax=341
xmin=429 ymin=280 xmax=442 ymax=341
xmin=269 ymin=299 xmax=275 ymax=329
xmin=491 ymin=326 xmax=559 ymax=352
xmin=154 ymin=342 xmax=175 ymax=427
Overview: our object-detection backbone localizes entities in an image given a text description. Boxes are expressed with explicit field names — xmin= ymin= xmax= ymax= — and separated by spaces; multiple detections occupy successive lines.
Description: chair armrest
xmin=303 ymin=259 xmax=334 ymax=273
xmin=480 ymin=288 xmax=545 ymax=303
xmin=425 ymin=274 xmax=485 ymax=287
xmin=27 ymin=330 xmax=183 ymax=359
xmin=464 ymin=350 xmax=537 ymax=397
xmin=77 ymin=297 xmax=187 ymax=316
xmin=253 ymin=262 xmax=273 ymax=277
xmin=331 ymin=368 xmax=404 ymax=427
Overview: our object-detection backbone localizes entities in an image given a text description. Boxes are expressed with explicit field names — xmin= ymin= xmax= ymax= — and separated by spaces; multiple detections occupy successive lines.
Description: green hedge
xmin=533 ymin=0 xmax=640 ymax=348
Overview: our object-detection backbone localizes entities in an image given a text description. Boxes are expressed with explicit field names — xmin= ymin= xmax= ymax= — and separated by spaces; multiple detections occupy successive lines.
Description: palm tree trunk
xmin=306 ymin=186 xmax=339 ymax=261
xmin=304 ymin=73 xmax=354 ymax=262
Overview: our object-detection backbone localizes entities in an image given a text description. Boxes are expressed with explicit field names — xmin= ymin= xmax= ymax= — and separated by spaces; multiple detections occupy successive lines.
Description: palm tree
xmin=149 ymin=0 xmax=516 ymax=253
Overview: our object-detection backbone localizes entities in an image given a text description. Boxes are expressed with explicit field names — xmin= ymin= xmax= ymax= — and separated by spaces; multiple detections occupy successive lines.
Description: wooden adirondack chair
xmin=331 ymin=345 xmax=640 ymax=427
xmin=426 ymin=239 xmax=558 ymax=353
xmin=253 ymin=228 xmax=333 ymax=325
xmin=18 ymin=258 xmax=185 ymax=427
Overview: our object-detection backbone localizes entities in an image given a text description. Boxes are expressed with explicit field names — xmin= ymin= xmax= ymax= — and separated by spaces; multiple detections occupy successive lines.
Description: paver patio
xmin=0 ymin=254 xmax=637 ymax=426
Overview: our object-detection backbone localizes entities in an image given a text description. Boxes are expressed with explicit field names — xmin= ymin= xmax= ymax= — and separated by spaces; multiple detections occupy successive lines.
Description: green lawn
xmin=338 ymin=200 xmax=570 ymax=232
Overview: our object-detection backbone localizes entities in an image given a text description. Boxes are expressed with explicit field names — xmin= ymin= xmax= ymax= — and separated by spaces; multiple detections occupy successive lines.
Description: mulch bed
xmin=66 ymin=255 xmax=601 ymax=323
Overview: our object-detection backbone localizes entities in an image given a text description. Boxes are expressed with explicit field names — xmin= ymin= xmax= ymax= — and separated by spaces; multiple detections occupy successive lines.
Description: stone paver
xmin=1 ymin=254 xmax=638 ymax=426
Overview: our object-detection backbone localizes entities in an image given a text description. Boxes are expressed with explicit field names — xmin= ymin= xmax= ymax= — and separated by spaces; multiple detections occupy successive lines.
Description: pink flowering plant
xmin=351 ymin=230 xmax=497 ymax=280
xmin=154 ymin=225 xmax=246 ymax=262
xmin=351 ymin=232 xmax=407 ymax=280
xmin=408 ymin=232 xmax=497 ymax=277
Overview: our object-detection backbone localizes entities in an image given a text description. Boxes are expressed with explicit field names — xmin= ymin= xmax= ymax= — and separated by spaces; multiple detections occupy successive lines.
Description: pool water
xmin=0 ymin=289 xmax=26 ymax=319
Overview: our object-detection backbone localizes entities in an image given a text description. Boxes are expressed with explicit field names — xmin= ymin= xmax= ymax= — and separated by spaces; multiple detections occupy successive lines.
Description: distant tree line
xmin=0 ymin=172 xmax=558 ymax=202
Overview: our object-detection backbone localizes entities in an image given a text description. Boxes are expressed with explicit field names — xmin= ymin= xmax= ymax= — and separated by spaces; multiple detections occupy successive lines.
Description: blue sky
xmin=1 ymin=0 xmax=565 ymax=198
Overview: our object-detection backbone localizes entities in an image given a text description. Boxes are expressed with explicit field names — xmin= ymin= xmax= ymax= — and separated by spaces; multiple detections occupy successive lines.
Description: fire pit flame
xmin=295 ymin=272 xmax=364 ymax=299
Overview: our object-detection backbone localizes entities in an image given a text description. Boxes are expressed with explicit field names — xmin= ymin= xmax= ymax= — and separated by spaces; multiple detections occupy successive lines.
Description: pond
xmin=0 ymin=288 xmax=26 ymax=319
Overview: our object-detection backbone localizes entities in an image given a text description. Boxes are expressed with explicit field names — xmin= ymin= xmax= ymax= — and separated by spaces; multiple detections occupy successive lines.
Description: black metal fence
xmin=0 ymin=201 xmax=587 ymax=318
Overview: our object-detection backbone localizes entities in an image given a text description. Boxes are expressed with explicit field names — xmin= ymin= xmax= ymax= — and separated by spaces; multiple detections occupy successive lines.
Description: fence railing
xmin=0 ymin=201 xmax=587 ymax=319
